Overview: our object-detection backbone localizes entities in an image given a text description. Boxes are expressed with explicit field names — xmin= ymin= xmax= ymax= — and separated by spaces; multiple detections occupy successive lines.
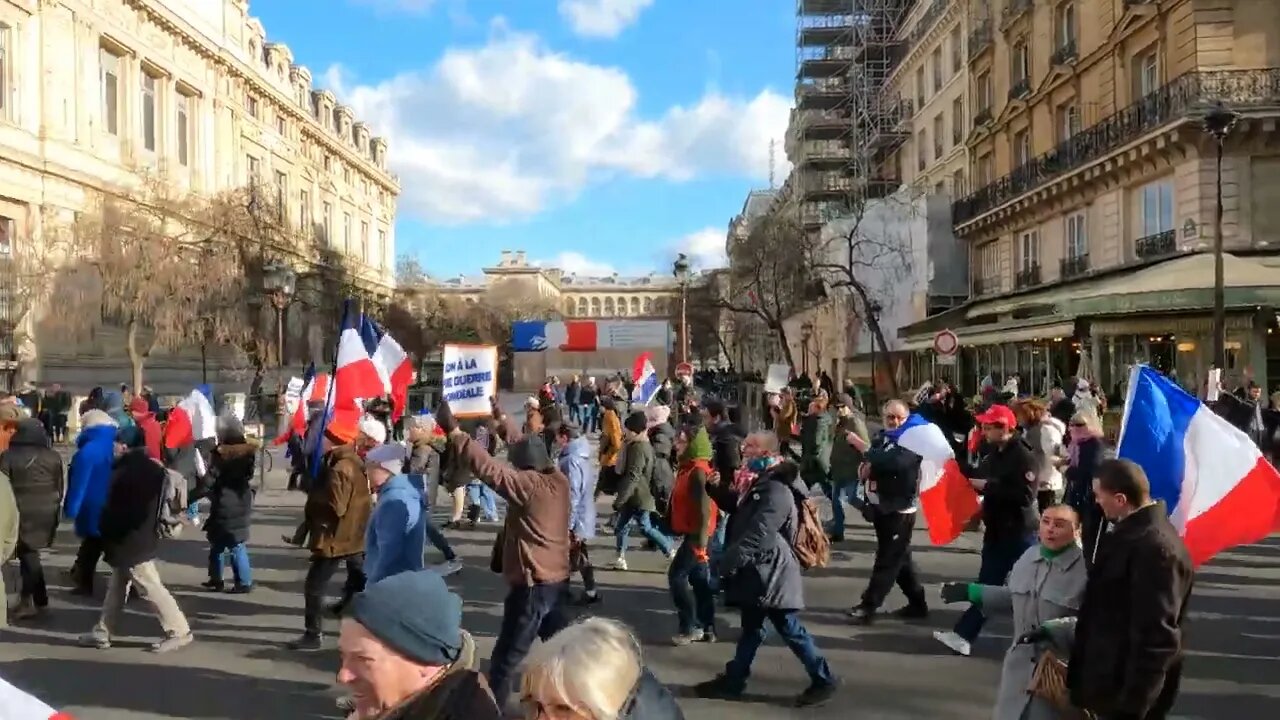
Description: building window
xmin=643 ymin=297 xmax=653 ymax=313
xmin=977 ymin=71 xmax=993 ymax=111
xmin=175 ymin=91 xmax=191 ymax=166
xmin=323 ymin=154 xmax=333 ymax=172
xmin=1134 ymin=48 xmax=1159 ymax=100
xmin=361 ymin=221 xmax=369 ymax=262
xmin=274 ymin=171 xmax=287 ymax=222
xmin=1013 ymin=129 xmax=1031 ymax=166
xmin=590 ymin=297 xmax=601 ymax=315
xmin=1140 ymin=179 xmax=1174 ymax=236
xmin=917 ymin=130 xmax=927 ymax=171
xmin=245 ymin=91 xmax=259 ymax=119
xmin=915 ymin=67 xmax=926 ymax=106
xmin=0 ymin=215 xmax=12 ymax=256
xmin=322 ymin=201 xmax=332 ymax=242
xmin=1012 ymin=39 xmax=1030 ymax=84
xmin=276 ymin=114 xmax=286 ymax=135
xmin=246 ymin=154 xmax=260 ymax=183
xmin=978 ymin=152 xmax=994 ymax=185
xmin=300 ymin=189 xmax=311 ymax=233
xmin=603 ymin=297 xmax=615 ymax=316
xmin=978 ymin=242 xmax=999 ymax=290
xmin=952 ymin=97 xmax=964 ymax=143
xmin=378 ymin=229 xmax=387 ymax=268
xmin=578 ymin=298 xmax=589 ymax=315
xmin=951 ymin=25 xmax=963 ymax=73
xmin=1056 ymin=2 xmax=1077 ymax=46
xmin=629 ymin=297 xmax=640 ymax=314
xmin=343 ymin=166 xmax=352 ymax=184
xmin=0 ymin=25 xmax=10 ymax=119
xmin=933 ymin=114 xmax=944 ymax=157
xmin=1066 ymin=211 xmax=1088 ymax=258
xmin=1056 ymin=102 xmax=1080 ymax=142
xmin=952 ymin=168 xmax=966 ymax=196
xmin=100 ymin=47 xmax=122 ymax=136
xmin=140 ymin=71 xmax=157 ymax=152
xmin=931 ymin=47 xmax=943 ymax=91
xmin=343 ymin=212 xmax=352 ymax=252
xmin=1019 ymin=230 xmax=1040 ymax=271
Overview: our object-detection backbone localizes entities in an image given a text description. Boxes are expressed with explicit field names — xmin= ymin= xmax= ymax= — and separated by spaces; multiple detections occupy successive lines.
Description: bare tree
xmin=42 ymin=176 xmax=246 ymax=391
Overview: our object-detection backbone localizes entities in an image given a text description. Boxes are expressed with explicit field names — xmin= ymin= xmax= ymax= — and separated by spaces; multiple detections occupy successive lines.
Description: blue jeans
xmin=467 ymin=482 xmax=499 ymax=521
xmin=186 ymin=500 xmax=201 ymax=520
xmin=614 ymin=506 xmax=675 ymax=556
xmin=725 ymin=607 xmax=835 ymax=690
xmin=708 ymin=512 xmax=728 ymax=590
xmin=208 ymin=541 xmax=253 ymax=587
xmin=823 ymin=481 xmax=847 ymax=534
xmin=669 ymin=539 xmax=716 ymax=635
xmin=489 ymin=581 xmax=570 ymax=702
xmin=953 ymin=533 xmax=1036 ymax=641
xmin=582 ymin=405 xmax=599 ymax=433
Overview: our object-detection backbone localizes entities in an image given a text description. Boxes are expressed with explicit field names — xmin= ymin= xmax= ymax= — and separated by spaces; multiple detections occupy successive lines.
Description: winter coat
xmin=99 ymin=449 xmax=168 ymax=569
xmin=708 ymin=419 xmax=743 ymax=482
xmin=614 ymin=436 xmax=656 ymax=513
xmin=64 ymin=421 xmax=119 ymax=539
xmin=718 ymin=465 xmax=806 ymax=611
xmin=829 ymin=412 xmax=869 ymax=489
xmin=377 ymin=631 xmax=501 ymax=720
xmin=1 ymin=419 xmax=64 ymax=549
xmin=407 ymin=436 xmax=443 ymax=506
xmin=134 ymin=411 xmax=163 ymax=461
xmin=1068 ymin=504 xmax=1193 ymax=719
xmin=559 ymin=436 xmax=596 ymax=539
xmin=774 ymin=399 xmax=797 ymax=443
xmin=863 ymin=433 xmax=923 ymax=514
xmin=648 ymin=421 xmax=676 ymax=504
xmin=1024 ymin=419 xmax=1066 ymax=493
xmin=0 ymin=472 xmax=17 ymax=628
xmin=968 ymin=438 xmax=1039 ymax=544
xmin=798 ymin=409 xmax=835 ymax=486
xmin=305 ymin=444 xmax=373 ymax=559
xmin=365 ymin=474 xmax=427 ymax=585
xmin=620 ymin=669 xmax=686 ymax=720
xmin=1063 ymin=436 xmax=1106 ymax=562
xmin=982 ymin=544 xmax=1087 ymax=720
xmin=599 ymin=409 xmax=623 ymax=467
xmin=670 ymin=460 xmax=716 ymax=551
xmin=204 ymin=442 xmax=257 ymax=547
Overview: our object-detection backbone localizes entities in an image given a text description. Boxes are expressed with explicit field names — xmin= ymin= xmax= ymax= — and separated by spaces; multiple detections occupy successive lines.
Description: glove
xmin=434 ymin=401 xmax=458 ymax=434
xmin=939 ymin=582 xmax=970 ymax=604
xmin=1016 ymin=626 xmax=1051 ymax=645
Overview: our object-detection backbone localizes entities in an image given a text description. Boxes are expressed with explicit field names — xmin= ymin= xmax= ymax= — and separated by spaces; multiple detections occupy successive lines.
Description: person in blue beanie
xmin=339 ymin=570 xmax=499 ymax=719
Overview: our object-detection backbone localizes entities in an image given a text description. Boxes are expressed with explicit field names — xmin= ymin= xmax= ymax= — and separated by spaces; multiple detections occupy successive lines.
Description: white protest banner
xmin=1206 ymin=368 xmax=1222 ymax=402
xmin=284 ymin=376 xmax=305 ymax=415
xmin=764 ymin=363 xmax=791 ymax=393
xmin=442 ymin=344 xmax=499 ymax=417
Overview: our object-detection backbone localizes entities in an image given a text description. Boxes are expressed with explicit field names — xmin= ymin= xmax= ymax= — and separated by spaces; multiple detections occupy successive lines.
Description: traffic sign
xmin=933 ymin=329 xmax=959 ymax=356
xmin=675 ymin=362 xmax=694 ymax=377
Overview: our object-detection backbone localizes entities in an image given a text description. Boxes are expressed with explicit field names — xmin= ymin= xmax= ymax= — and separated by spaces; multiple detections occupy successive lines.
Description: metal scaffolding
xmin=795 ymin=0 xmax=913 ymax=230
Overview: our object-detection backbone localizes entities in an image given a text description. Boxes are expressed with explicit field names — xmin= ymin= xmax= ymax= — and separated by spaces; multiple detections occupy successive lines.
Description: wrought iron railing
xmin=1015 ymin=263 xmax=1042 ymax=290
xmin=1001 ymin=0 xmax=1033 ymax=30
xmin=1060 ymin=254 xmax=1090 ymax=279
xmin=1135 ymin=230 xmax=1176 ymax=260
xmin=905 ymin=0 xmax=949 ymax=53
xmin=1051 ymin=38 xmax=1078 ymax=66
xmin=973 ymin=107 xmax=994 ymax=128
xmin=1009 ymin=77 xmax=1032 ymax=101
xmin=969 ymin=20 xmax=994 ymax=61
xmin=952 ymin=68 xmax=1280 ymax=226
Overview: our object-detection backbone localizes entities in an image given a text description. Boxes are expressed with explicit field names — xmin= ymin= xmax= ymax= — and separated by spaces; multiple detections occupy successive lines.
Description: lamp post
xmin=867 ymin=300 xmax=883 ymax=406
xmin=262 ymin=259 xmax=297 ymax=438
xmin=673 ymin=253 xmax=691 ymax=366
xmin=800 ymin=321 xmax=814 ymax=376
xmin=1204 ymin=102 xmax=1239 ymax=373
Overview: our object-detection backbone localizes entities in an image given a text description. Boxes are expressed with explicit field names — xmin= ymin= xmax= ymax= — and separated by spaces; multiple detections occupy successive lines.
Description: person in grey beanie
xmin=338 ymin=570 xmax=499 ymax=720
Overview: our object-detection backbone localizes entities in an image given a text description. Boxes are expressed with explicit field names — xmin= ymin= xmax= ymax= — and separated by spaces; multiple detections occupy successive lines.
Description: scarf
xmin=1068 ymin=427 xmax=1094 ymax=466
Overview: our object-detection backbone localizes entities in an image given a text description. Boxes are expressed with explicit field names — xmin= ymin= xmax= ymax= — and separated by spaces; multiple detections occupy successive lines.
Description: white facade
xmin=0 ymin=0 xmax=400 ymax=389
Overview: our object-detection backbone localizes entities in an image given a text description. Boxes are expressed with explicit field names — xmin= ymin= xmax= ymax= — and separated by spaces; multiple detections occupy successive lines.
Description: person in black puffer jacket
xmin=201 ymin=417 xmax=258 ymax=593
xmin=2 ymin=418 xmax=64 ymax=619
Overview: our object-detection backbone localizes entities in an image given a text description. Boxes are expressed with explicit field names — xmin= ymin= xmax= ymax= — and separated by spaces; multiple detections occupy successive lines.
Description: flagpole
xmin=309 ymin=298 xmax=355 ymax=477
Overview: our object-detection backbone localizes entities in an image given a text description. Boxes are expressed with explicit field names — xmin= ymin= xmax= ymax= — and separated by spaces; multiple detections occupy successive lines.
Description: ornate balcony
xmin=1060 ymin=254 xmax=1090 ymax=279
xmin=968 ymin=20 xmax=993 ymax=61
xmin=952 ymin=68 xmax=1280 ymax=227
xmin=1009 ymin=78 xmax=1032 ymax=101
xmin=1015 ymin=263 xmax=1042 ymax=290
xmin=1051 ymin=38 xmax=1078 ymax=67
xmin=1001 ymin=0 xmax=1033 ymax=31
xmin=1135 ymin=230 xmax=1177 ymax=260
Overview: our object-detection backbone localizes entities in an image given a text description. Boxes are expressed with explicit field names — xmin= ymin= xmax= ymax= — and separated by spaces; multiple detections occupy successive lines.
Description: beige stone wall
xmin=512 ymin=348 xmax=671 ymax=391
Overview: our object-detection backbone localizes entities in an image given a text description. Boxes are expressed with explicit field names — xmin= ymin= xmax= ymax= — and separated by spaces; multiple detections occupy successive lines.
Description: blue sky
xmin=250 ymin=0 xmax=795 ymax=278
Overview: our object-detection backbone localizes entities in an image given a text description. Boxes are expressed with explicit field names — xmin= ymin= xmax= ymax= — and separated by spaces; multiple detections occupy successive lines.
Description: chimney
xmin=499 ymin=249 xmax=512 ymax=266
xmin=514 ymin=250 xmax=527 ymax=266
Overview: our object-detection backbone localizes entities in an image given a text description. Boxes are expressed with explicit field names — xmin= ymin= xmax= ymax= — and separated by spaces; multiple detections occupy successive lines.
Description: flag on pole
xmin=359 ymin=316 xmax=413 ymax=421
xmin=333 ymin=309 xmax=384 ymax=407
xmin=630 ymin=352 xmax=660 ymax=405
xmin=0 ymin=674 xmax=73 ymax=719
xmin=1118 ymin=365 xmax=1280 ymax=566
xmin=884 ymin=414 xmax=980 ymax=545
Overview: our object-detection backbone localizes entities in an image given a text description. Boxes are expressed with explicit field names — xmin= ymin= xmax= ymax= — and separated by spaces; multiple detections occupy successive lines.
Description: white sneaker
xmin=433 ymin=559 xmax=463 ymax=576
xmin=933 ymin=630 xmax=972 ymax=657
xmin=607 ymin=556 xmax=628 ymax=571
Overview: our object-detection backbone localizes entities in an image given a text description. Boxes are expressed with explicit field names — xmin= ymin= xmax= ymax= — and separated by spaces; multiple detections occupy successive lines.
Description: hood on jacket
xmin=11 ymin=418 xmax=51 ymax=448
xmin=560 ymin=435 xmax=590 ymax=460
xmin=80 ymin=409 xmax=118 ymax=430
xmin=215 ymin=441 xmax=259 ymax=460
xmin=680 ymin=426 xmax=713 ymax=463
xmin=77 ymin=421 xmax=119 ymax=448
xmin=645 ymin=404 xmax=671 ymax=428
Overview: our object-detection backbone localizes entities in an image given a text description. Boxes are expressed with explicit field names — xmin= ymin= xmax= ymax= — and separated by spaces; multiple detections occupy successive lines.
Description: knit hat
xmin=681 ymin=426 xmax=713 ymax=462
xmin=645 ymin=404 xmax=671 ymax=428
xmin=350 ymin=570 xmax=463 ymax=666
xmin=79 ymin=409 xmax=117 ymax=429
xmin=365 ymin=442 xmax=408 ymax=476
xmin=358 ymin=417 xmax=388 ymax=444
xmin=623 ymin=411 xmax=648 ymax=434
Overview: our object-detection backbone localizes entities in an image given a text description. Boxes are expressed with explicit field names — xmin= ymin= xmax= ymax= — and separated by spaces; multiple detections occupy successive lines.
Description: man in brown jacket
xmin=291 ymin=419 xmax=373 ymax=651
xmin=435 ymin=400 xmax=571 ymax=706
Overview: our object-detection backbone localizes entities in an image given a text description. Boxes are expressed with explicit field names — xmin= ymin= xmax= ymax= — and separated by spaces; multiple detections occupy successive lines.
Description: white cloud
xmin=351 ymin=0 xmax=437 ymax=13
xmin=542 ymin=252 xmax=617 ymax=277
xmin=675 ymin=226 xmax=728 ymax=270
xmin=558 ymin=0 xmax=653 ymax=39
xmin=324 ymin=29 xmax=790 ymax=225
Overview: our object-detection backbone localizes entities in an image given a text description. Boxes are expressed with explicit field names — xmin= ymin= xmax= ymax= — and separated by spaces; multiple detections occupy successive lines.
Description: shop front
xmin=899 ymin=319 xmax=1082 ymax=399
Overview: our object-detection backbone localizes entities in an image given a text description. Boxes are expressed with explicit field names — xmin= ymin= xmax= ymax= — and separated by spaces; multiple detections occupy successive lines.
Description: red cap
xmin=975 ymin=404 xmax=1017 ymax=428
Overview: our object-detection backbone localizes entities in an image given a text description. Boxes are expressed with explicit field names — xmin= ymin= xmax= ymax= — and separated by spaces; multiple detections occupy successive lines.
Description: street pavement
xmin=2 ymin=446 xmax=1279 ymax=719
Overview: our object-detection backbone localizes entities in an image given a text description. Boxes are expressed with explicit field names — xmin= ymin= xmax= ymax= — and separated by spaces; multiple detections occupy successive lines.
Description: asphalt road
xmin=2 ymin=448 xmax=1279 ymax=718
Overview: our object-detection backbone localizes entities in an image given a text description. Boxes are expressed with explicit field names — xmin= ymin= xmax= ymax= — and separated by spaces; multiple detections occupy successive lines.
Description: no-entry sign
xmin=933 ymin=329 xmax=959 ymax=356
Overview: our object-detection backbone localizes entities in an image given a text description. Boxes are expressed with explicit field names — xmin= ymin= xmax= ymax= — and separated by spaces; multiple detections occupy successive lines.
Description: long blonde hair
xmin=520 ymin=617 xmax=643 ymax=720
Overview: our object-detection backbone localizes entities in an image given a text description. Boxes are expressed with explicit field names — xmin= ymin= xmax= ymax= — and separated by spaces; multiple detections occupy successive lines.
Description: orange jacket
xmin=670 ymin=459 xmax=718 ymax=555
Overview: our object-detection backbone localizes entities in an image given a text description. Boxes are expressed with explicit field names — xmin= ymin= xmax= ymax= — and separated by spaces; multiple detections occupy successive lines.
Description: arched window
xmin=563 ymin=299 xmax=575 ymax=316
xmin=577 ymin=297 xmax=588 ymax=315
xmin=590 ymin=297 xmax=601 ymax=315
xmin=654 ymin=297 xmax=667 ymax=314
xmin=616 ymin=297 xmax=628 ymax=316
xmin=629 ymin=297 xmax=640 ymax=314
xmin=643 ymin=297 xmax=653 ymax=314
xmin=603 ymin=297 xmax=615 ymax=315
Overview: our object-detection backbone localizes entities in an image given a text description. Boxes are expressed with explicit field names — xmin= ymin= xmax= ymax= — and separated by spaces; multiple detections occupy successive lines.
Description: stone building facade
xmin=0 ymin=0 xmax=399 ymax=391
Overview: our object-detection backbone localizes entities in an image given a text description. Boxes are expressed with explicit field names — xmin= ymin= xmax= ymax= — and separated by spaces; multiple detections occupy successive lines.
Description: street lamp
xmin=1204 ymin=102 xmax=1239 ymax=373
xmin=867 ymin=300 xmax=883 ymax=406
xmin=800 ymin=321 xmax=814 ymax=376
xmin=262 ymin=259 xmax=296 ymax=436
xmin=673 ymin=253 xmax=691 ymax=366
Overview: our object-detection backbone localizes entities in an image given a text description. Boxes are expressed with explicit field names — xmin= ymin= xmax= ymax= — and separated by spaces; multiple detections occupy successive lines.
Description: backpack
xmin=788 ymin=489 xmax=831 ymax=570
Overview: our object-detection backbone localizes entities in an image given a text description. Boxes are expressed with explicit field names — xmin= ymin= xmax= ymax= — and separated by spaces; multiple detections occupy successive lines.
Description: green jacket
xmin=799 ymin=410 xmax=835 ymax=483
xmin=829 ymin=412 xmax=871 ymax=488
xmin=614 ymin=436 xmax=656 ymax=513
xmin=0 ymin=471 xmax=18 ymax=628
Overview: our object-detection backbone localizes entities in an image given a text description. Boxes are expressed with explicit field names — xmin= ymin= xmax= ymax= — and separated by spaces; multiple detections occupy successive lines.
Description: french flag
xmin=886 ymin=414 xmax=981 ymax=545
xmin=333 ymin=309 xmax=385 ymax=406
xmin=359 ymin=316 xmax=413 ymax=420
xmin=1119 ymin=365 xmax=1280 ymax=566
xmin=631 ymin=352 xmax=661 ymax=406
xmin=0 ymin=674 xmax=73 ymax=719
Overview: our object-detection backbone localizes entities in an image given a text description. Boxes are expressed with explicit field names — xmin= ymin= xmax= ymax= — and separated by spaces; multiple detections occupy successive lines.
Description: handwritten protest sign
xmin=442 ymin=344 xmax=499 ymax=417
xmin=764 ymin=363 xmax=791 ymax=393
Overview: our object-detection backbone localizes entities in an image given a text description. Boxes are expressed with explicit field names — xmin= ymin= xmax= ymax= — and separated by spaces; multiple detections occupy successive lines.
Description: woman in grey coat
xmin=940 ymin=504 xmax=1088 ymax=720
